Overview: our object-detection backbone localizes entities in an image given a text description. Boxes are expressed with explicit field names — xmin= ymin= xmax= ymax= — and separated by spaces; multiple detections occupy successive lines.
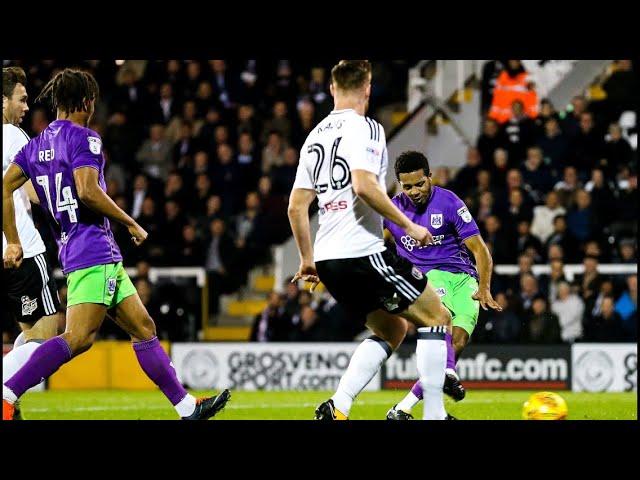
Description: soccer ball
xmin=522 ymin=392 xmax=568 ymax=420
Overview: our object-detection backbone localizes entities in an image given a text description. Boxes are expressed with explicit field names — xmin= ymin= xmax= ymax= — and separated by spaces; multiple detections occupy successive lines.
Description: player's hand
xmin=473 ymin=288 xmax=502 ymax=311
xmin=128 ymin=223 xmax=148 ymax=246
xmin=3 ymin=244 xmax=23 ymax=269
xmin=292 ymin=262 xmax=320 ymax=292
xmin=405 ymin=223 xmax=433 ymax=246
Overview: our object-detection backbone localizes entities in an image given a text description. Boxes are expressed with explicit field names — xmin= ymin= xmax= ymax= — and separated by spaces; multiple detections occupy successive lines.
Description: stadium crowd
xmin=2 ymin=59 xmax=637 ymax=345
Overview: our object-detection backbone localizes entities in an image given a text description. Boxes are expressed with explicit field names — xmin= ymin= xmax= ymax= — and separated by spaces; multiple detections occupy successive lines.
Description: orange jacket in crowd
xmin=489 ymin=70 xmax=539 ymax=123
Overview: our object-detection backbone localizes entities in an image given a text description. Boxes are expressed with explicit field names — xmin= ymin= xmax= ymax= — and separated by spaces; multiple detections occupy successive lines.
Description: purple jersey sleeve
xmin=11 ymin=146 xmax=30 ymax=179
xmin=71 ymin=129 xmax=104 ymax=171
xmin=447 ymin=191 xmax=480 ymax=241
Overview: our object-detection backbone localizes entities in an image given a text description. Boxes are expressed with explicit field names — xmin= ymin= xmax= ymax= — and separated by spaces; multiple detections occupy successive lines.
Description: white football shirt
xmin=3 ymin=123 xmax=46 ymax=258
xmin=293 ymin=108 xmax=388 ymax=261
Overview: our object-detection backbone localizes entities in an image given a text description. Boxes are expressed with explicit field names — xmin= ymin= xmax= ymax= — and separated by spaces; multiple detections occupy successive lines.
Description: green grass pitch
xmin=17 ymin=389 xmax=637 ymax=420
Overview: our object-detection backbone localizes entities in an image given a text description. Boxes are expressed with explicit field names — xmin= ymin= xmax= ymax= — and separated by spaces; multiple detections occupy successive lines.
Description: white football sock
xmin=174 ymin=393 xmax=197 ymax=417
xmin=3 ymin=341 xmax=41 ymax=384
xmin=331 ymin=336 xmax=392 ymax=417
xmin=416 ymin=326 xmax=447 ymax=420
xmin=396 ymin=391 xmax=421 ymax=413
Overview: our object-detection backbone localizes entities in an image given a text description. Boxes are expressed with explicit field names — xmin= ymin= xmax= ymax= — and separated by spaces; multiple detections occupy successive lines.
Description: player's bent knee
xmin=131 ymin=315 xmax=157 ymax=342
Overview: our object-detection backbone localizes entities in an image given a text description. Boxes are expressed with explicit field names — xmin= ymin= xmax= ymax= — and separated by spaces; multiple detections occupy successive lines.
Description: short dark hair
xmin=395 ymin=151 xmax=431 ymax=180
xmin=35 ymin=68 xmax=99 ymax=114
xmin=3 ymin=66 xmax=26 ymax=98
xmin=331 ymin=60 xmax=371 ymax=91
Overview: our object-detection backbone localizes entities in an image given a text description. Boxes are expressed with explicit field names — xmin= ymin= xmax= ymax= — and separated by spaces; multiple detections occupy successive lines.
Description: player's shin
xmin=416 ymin=326 xmax=447 ymax=420
xmin=3 ymin=337 xmax=72 ymax=403
xmin=132 ymin=336 xmax=196 ymax=417
xmin=331 ymin=335 xmax=392 ymax=417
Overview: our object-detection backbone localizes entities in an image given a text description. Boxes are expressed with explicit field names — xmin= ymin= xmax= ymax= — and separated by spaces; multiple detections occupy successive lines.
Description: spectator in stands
xmin=271 ymin=146 xmax=299 ymax=196
xmin=543 ymin=258 xmax=568 ymax=302
xmin=569 ymin=111 xmax=603 ymax=174
xmin=515 ymin=220 xmax=543 ymax=262
xmin=212 ymin=143 xmax=242 ymax=215
xmin=589 ymin=279 xmax=616 ymax=318
xmin=250 ymin=291 xmax=292 ymax=342
xmin=262 ymin=100 xmax=292 ymax=144
xmin=521 ymin=146 xmax=553 ymax=202
xmin=236 ymin=104 xmax=261 ymax=142
xmin=551 ymin=281 xmax=584 ymax=343
xmin=205 ymin=218 xmax=239 ymax=320
xmin=507 ymin=253 xmax=534 ymax=295
xmin=172 ymin=122 xmax=196 ymax=163
xmin=502 ymin=99 xmax=536 ymax=163
xmin=477 ymin=117 xmax=507 ymax=165
xmin=534 ymin=98 xmax=560 ymax=136
xmin=615 ymin=275 xmax=637 ymax=338
xmin=135 ymin=259 xmax=151 ymax=281
xmin=499 ymin=168 xmax=534 ymax=213
xmin=453 ymin=147 xmax=483 ymax=196
xmin=547 ymin=244 xmax=565 ymax=263
xmin=481 ymin=215 xmax=513 ymax=264
xmin=136 ymin=123 xmax=173 ymax=180
xmin=613 ymin=238 xmax=637 ymax=264
xmin=292 ymin=99 xmax=316 ymax=147
xmin=195 ymin=81 xmax=216 ymax=119
xmin=531 ymin=191 xmax=567 ymax=244
xmin=474 ymin=191 xmax=497 ymax=225
xmin=257 ymin=176 xmax=289 ymax=244
xmin=480 ymin=60 xmax=506 ymax=116
xmin=193 ymin=150 xmax=211 ymax=176
xmin=289 ymin=305 xmax=332 ymax=342
xmin=136 ymin=197 xmax=165 ymax=261
xmin=490 ymin=148 xmax=510 ymax=187
xmin=160 ymin=200 xmax=185 ymax=260
xmin=610 ymin=169 xmax=637 ymax=238
xmin=567 ymin=189 xmax=594 ymax=243
xmin=522 ymin=296 xmax=561 ymax=344
xmin=601 ymin=123 xmax=633 ymax=177
xmin=174 ymin=224 xmax=205 ymax=267
xmin=236 ymin=131 xmax=261 ymax=187
xmin=30 ymin=107 xmax=49 ymax=135
xmin=210 ymin=59 xmax=239 ymax=111
xmin=485 ymin=292 xmax=521 ymax=343
xmin=283 ymin=279 xmax=301 ymax=319
xmin=515 ymin=273 xmax=541 ymax=317
xmin=197 ymin=107 xmax=223 ymax=150
xmin=261 ymin=130 xmax=286 ymax=174
xmin=503 ymin=188 xmax=533 ymax=236
xmin=164 ymin=171 xmax=188 ymax=207
xmin=584 ymin=168 xmax=617 ymax=228
xmin=538 ymin=117 xmax=569 ymax=177
xmin=600 ymin=60 xmax=637 ymax=124
xmin=489 ymin=60 xmax=537 ymax=124
xmin=561 ymin=95 xmax=588 ymax=139
xmin=554 ymin=165 xmax=582 ymax=208
xmin=188 ymin=173 xmax=214 ymax=218
xmin=432 ymin=166 xmax=451 ymax=188
xmin=471 ymin=169 xmax=493 ymax=204
xmin=150 ymin=82 xmax=180 ymax=125
xmin=104 ymin=111 xmax=139 ymax=167
xmin=573 ymin=255 xmax=604 ymax=308
xmin=583 ymin=295 xmax=626 ymax=342
xmin=234 ymin=191 xmax=270 ymax=274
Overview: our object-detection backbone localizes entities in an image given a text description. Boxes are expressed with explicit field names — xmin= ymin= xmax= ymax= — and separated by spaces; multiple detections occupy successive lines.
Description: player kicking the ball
xmin=385 ymin=151 xmax=501 ymax=420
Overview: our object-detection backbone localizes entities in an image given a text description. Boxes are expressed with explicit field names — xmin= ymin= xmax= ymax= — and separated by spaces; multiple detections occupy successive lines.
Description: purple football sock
xmin=133 ymin=336 xmax=188 ymax=406
xmin=445 ymin=332 xmax=456 ymax=371
xmin=409 ymin=332 xmax=457 ymax=401
xmin=4 ymin=337 xmax=72 ymax=399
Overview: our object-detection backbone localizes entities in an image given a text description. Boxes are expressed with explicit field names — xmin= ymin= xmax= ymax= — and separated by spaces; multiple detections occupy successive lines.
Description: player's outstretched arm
xmin=288 ymin=187 xmax=320 ymax=289
xmin=464 ymin=235 xmax=502 ymax=311
xmin=352 ymin=169 xmax=433 ymax=246
xmin=73 ymin=166 xmax=148 ymax=246
xmin=3 ymin=163 xmax=28 ymax=268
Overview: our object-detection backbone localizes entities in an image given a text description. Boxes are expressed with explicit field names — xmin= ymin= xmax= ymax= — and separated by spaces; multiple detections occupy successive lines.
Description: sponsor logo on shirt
xmin=88 ymin=136 xmax=102 ymax=155
xmin=430 ymin=213 xmax=443 ymax=229
xmin=457 ymin=206 xmax=472 ymax=223
xmin=400 ymin=234 xmax=444 ymax=251
xmin=21 ymin=296 xmax=37 ymax=316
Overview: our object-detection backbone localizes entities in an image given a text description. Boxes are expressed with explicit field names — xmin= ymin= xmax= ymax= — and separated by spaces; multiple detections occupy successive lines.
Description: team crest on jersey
xmin=435 ymin=288 xmax=446 ymax=297
xmin=411 ymin=266 xmax=423 ymax=280
xmin=430 ymin=213 xmax=443 ymax=229
xmin=88 ymin=136 xmax=102 ymax=155
xmin=21 ymin=296 xmax=37 ymax=316
xmin=107 ymin=278 xmax=117 ymax=296
xmin=457 ymin=206 xmax=472 ymax=223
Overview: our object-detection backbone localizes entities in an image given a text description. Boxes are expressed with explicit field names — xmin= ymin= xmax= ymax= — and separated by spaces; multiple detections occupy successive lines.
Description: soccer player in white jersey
xmin=288 ymin=60 xmax=453 ymax=420
xmin=2 ymin=67 xmax=64 ymax=419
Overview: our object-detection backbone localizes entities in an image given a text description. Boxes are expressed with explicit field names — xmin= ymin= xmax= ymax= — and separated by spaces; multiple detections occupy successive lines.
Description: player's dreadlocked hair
xmin=35 ymin=68 xmax=99 ymax=114
xmin=394 ymin=151 xmax=431 ymax=180
xmin=331 ymin=60 xmax=371 ymax=91
xmin=3 ymin=66 xmax=27 ymax=98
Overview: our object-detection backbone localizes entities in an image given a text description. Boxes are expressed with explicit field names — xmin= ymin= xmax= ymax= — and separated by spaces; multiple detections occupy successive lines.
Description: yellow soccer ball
xmin=522 ymin=392 xmax=568 ymax=420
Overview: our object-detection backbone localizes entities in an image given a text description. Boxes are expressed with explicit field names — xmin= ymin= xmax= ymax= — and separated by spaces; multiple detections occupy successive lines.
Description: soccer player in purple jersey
xmin=3 ymin=68 xmax=229 ymax=420
xmin=384 ymin=151 xmax=502 ymax=419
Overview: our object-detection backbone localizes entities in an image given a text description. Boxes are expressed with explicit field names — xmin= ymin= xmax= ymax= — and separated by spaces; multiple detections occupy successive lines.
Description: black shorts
xmin=4 ymin=252 xmax=60 ymax=324
xmin=315 ymin=248 xmax=428 ymax=321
